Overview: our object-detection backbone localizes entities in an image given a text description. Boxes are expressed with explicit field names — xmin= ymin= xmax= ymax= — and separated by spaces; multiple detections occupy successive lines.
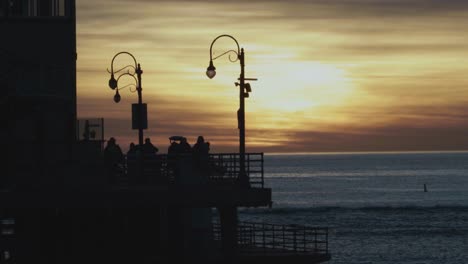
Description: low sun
xmin=252 ymin=61 xmax=354 ymax=113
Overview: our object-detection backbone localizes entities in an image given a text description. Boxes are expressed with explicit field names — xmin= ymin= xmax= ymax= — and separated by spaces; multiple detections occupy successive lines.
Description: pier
xmin=2 ymin=0 xmax=330 ymax=262
xmin=1 ymin=151 xmax=330 ymax=263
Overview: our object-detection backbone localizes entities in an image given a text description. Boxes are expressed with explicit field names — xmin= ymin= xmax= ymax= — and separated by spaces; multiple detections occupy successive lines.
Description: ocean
xmin=239 ymin=151 xmax=468 ymax=264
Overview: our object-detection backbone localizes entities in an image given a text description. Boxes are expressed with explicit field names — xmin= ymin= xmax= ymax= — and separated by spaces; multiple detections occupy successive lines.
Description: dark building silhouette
xmin=2 ymin=0 xmax=76 ymax=191
xmin=1 ymin=1 xmax=330 ymax=263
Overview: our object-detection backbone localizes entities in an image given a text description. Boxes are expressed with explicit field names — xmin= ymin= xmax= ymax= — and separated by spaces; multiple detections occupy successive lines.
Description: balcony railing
xmin=213 ymin=221 xmax=329 ymax=256
xmin=118 ymin=153 xmax=265 ymax=188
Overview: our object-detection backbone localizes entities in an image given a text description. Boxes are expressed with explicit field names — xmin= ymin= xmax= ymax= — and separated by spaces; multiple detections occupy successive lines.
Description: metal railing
xmin=119 ymin=153 xmax=265 ymax=188
xmin=213 ymin=221 xmax=328 ymax=255
xmin=206 ymin=153 xmax=264 ymax=188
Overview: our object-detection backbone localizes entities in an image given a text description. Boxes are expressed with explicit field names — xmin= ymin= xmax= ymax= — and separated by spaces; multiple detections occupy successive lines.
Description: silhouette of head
xmin=109 ymin=137 xmax=116 ymax=144
xmin=197 ymin=136 xmax=204 ymax=143
xmin=145 ymin=138 xmax=151 ymax=144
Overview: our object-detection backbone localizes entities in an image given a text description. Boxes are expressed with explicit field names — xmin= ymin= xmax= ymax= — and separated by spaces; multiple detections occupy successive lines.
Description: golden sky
xmin=76 ymin=0 xmax=468 ymax=153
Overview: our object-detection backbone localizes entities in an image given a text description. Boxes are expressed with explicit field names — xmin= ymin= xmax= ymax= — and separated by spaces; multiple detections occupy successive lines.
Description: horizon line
xmin=265 ymin=150 xmax=468 ymax=155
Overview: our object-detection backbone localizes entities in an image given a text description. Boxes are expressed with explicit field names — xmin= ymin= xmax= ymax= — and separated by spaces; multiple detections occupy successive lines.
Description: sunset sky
xmin=76 ymin=0 xmax=468 ymax=153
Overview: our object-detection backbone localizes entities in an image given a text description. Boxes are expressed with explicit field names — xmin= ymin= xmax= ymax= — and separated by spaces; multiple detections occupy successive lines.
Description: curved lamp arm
xmin=209 ymin=34 xmax=241 ymax=61
xmin=108 ymin=51 xmax=139 ymax=90
xmin=207 ymin=34 xmax=242 ymax=79
xmin=115 ymin=73 xmax=138 ymax=91
xmin=109 ymin=51 xmax=138 ymax=75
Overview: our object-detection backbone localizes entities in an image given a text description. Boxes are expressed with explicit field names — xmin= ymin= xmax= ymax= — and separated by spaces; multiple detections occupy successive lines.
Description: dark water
xmin=239 ymin=152 xmax=468 ymax=264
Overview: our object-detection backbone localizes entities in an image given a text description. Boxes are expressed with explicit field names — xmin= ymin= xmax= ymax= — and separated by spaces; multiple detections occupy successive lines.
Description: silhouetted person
xmin=126 ymin=142 xmax=138 ymax=181
xmin=142 ymin=137 xmax=159 ymax=155
xmin=192 ymin=136 xmax=210 ymax=176
xmin=168 ymin=141 xmax=179 ymax=154
xmin=167 ymin=141 xmax=180 ymax=179
xmin=104 ymin=137 xmax=123 ymax=185
xmin=179 ymin=137 xmax=192 ymax=153
xmin=193 ymin=136 xmax=209 ymax=155
xmin=128 ymin=142 xmax=136 ymax=153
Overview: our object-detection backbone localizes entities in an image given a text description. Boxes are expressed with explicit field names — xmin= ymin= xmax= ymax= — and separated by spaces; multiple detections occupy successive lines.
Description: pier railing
xmin=119 ymin=152 xmax=265 ymax=188
xmin=205 ymin=153 xmax=264 ymax=188
xmin=213 ymin=221 xmax=329 ymax=255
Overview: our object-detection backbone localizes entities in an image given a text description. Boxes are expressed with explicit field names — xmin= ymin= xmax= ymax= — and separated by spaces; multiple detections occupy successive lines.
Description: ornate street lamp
xmin=107 ymin=51 xmax=146 ymax=147
xmin=206 ymin=35 xmax=255 ymax=187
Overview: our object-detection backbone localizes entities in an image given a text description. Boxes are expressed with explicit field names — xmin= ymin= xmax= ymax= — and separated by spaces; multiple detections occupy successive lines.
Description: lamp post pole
xmin=108 ymin=51 xmax=145 ymax=147
xmin=108 ymin=52 xmax=148 ymax=185
xmin=135 ymin=63 xmax=144 ymax=147
xmin=238 ymin=48 xmax=246 ymax=185
xmin=206 ymin=35 xmax=253 ymax=187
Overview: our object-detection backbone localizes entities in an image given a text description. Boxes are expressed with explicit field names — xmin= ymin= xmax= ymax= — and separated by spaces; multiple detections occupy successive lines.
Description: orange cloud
xmin=77 ymin=0 xmax=468 ymax=153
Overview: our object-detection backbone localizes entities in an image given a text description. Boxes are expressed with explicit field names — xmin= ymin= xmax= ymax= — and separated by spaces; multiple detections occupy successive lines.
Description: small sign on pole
xmin=132 ymin=103 xmax=148 ymax=130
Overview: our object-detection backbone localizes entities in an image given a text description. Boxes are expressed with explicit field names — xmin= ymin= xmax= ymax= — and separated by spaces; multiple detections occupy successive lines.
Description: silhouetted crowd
xmin=103 ymin=136 xmax=210 ymax=185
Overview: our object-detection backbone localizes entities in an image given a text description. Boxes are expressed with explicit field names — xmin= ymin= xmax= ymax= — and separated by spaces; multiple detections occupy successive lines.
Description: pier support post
xmin=218 ymin=206 xmax=238 ymax=261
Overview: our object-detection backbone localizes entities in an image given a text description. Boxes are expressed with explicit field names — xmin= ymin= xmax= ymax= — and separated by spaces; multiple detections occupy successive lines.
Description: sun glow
xmin=76 ymin=0 xmax=468 ymax=152
xmin=252 ymin=61 xmax=354 ymax=113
